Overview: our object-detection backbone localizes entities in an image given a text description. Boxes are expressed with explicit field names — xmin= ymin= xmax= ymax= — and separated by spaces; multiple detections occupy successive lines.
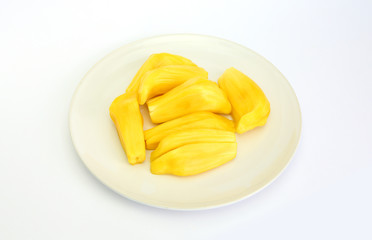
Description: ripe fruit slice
xmin=138 ymin=65 xmax=208 ymax=105
xmin=109 ymin=92 xmax=145 ymax=165
xmin=147 ymin=77 xmax=231 ymax=123
xmin=144 ymin=111 xmax=234 ymax=150
xmin=151 ymin=129 xmax=236 ymax=160
xmin=151 ymin=142 xmax=237 ymax=176
xmin=218 ymin=67 xmax=270 ymax=133
xmin=126 ymin=53 xmax=196 ymax=93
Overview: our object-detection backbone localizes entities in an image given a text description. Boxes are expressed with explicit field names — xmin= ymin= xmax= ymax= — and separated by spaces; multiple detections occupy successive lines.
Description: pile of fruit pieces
xmin=109 ymin=53 xmax=270 ymax=176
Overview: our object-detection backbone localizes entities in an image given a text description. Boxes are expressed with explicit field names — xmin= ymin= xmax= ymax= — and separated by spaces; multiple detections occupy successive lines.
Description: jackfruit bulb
xmin=144 ymin=111 xmax=235 ymax=150
xmin=126 ymin=53 xmax=197 ymax=93
xmin=218 ymin=67 xmax=270 ymax=133
xmin=109 ymin=92 xmax=146 ymax=165
xmin=147 ymin=77 xmax=231 ymax=123
xmin=138 ymin=65 xmax=208 ymax=105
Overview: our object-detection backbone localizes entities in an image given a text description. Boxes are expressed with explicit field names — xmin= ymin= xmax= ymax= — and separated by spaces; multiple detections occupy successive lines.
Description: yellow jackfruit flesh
xmin=218 ymin=67 xmax=270 ymax=134
xmin=147 ymin=77 xmax=232 ymax=123
xmin=126 ymin=53 xmax=196 ymax=93
xmin=109 ymin=92 xmax=146 ymax=165
xmin=138 ymin=65 xmax=208 ymax=105
xmin=151 ymin=142 xmax=237 ymax=176
xmin=144 ymin=111 xmax=235 ymax=150
xmin=151 ymin=129 xmax=236 ymax=160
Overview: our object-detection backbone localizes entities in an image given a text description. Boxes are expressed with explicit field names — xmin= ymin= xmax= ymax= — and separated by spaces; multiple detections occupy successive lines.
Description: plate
xmin=69 ymin=34 xmax=301 ymax=210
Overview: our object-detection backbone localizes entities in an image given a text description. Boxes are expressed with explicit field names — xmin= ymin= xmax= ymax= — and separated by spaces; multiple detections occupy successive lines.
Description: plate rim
xmin=69 ymin=33 xmax=302 ymax=211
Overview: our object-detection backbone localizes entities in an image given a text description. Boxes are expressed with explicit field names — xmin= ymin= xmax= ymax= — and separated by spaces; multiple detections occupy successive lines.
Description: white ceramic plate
xmin=69 ymin=34 xmax=301 ymax=210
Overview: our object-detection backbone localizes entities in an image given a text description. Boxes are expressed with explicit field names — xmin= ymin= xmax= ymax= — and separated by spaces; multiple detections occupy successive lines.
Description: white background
xmin=1 ymin=0 xmax=371 ymax=239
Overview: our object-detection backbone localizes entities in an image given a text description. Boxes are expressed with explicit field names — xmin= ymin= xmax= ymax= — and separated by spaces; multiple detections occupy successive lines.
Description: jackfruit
xmin=126 ymin=53 xmax=196 ymax=93
xmin=147 ymin=77 xmax=231 ymax=123
xmin=151 ymin=129 xmax=236 ymax=160
xmin=218 ymin=67 xmax=270 ymax=134
xmin=138 ymin=65 xmax=208 ymax=105
xmin=109 ymin=92 xmax=146 ymax=165
xmin=144 ymin=111 xmax=234 ymax=150
xmin=151 ymin=142 xmax=237 ymax=176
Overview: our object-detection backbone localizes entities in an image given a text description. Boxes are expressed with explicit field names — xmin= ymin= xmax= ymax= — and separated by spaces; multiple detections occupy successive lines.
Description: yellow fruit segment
xmin=138 ymin=65 xmax=208 ymax=105
xmin=109 ymin=92 xmax=146 ymax=165
xmin=218 ymin=67 xmax=270 ymax=134
xmin=151 ymin=129 xmax=236 ymax=160
xmin=144 ymin=112 xmax=235 ymax=149
xmin=151 ymin=142 xmax=237 ymax=176
xmin=147 ymin=77 xmax=231 ymax=123
xmin=126 ymin=53 xmax=197 ymax=93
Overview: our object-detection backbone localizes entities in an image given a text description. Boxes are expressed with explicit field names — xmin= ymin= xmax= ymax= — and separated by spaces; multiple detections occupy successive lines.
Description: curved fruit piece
xmin=147 ymin=78 xmax=231 ymax=123
xmin=218 ymin=67 xmax=270 ymax=134
xmin=138 ymin=65 xmax=208 ymax=105
xmin=109 ymin=92 xmax=145 ymax=165
xmin=151 ymin=142 xmax=237 ymax=176
xmin=151 ymin=129 xmax=236 ymax=160
xmin=126 ymin=53 xmax=196 ymax=93
xmin=144 ymin=112 xmax=234 ymax=149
